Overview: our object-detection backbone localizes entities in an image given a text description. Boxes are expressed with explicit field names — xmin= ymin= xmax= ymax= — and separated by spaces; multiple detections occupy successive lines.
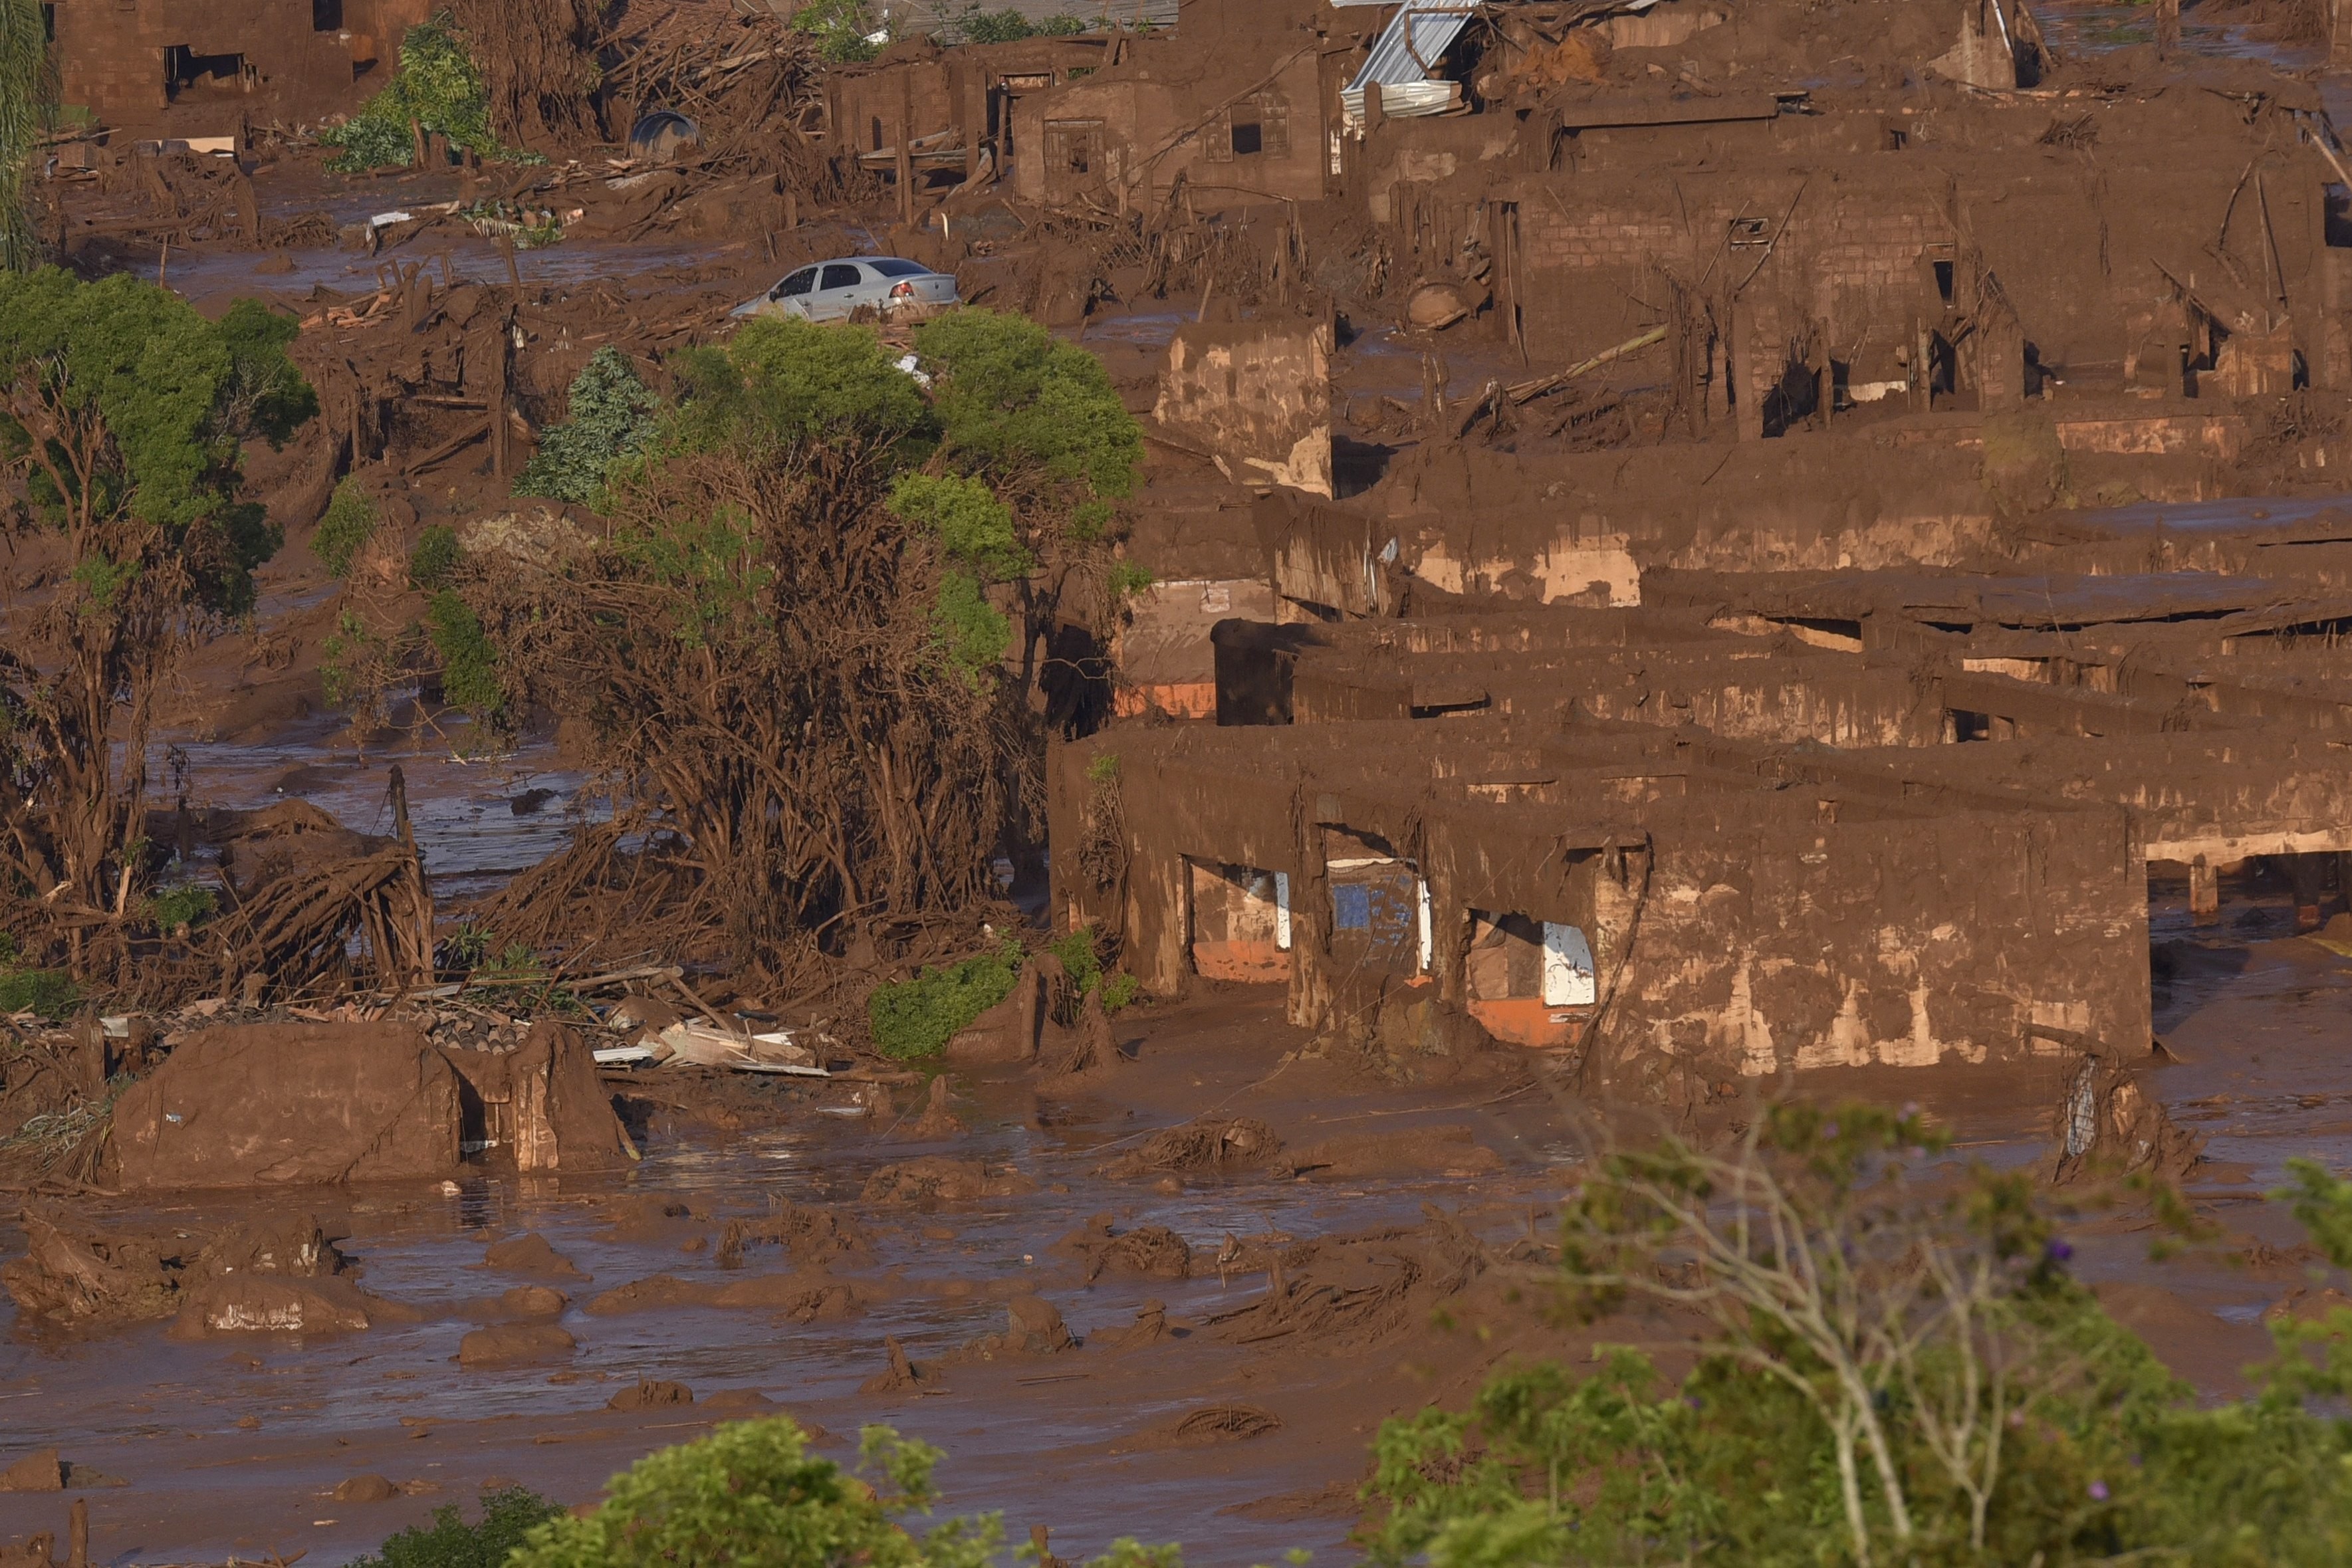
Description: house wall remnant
xmin=53 ymin=0 xmax=433 ymax=128
xmin=1155 ymin=318 xmax=1334 ymax=496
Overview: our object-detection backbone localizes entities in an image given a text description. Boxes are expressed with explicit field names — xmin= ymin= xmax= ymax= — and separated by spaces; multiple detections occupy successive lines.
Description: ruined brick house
xmin=822 ymin=33 xmax=1114 ymax=191
xmin=47 ymin=0 xmax=431 ymax=129
xmin=1008 ymin=0 xmax=1363 ymax=207
xmin=1054 ymin=532 xmax=2352 ymax=1083
xmin=1346 ymin=7 xmax=2337 ymax=420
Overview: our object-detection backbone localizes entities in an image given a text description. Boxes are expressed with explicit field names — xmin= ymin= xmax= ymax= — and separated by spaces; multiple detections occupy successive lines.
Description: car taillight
xmin=890 ymin=281 xmax=915 ymax=298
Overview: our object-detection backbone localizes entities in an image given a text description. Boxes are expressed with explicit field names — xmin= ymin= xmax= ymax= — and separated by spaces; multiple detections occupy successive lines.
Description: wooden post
xmin=488 ymin=309 xmax=513 ymax=477
xmin=897 ymin=73 xmax=916 ymax=227
xmin=2190 ymin=855 xmax=2218 ymax=926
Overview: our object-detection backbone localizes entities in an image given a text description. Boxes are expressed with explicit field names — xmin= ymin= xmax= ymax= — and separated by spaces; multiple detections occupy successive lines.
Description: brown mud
xmin=19 ymin=0 xmax=2352 ymax=1559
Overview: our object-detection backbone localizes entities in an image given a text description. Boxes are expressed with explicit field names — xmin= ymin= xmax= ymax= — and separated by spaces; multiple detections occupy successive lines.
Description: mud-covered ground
xmin=7 ymin=878 xmax=2352 ymax=1567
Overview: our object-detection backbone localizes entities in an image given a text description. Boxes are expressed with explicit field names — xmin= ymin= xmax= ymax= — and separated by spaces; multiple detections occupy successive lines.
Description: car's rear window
xmin=866 ymin=258 xmax=928 ymax=277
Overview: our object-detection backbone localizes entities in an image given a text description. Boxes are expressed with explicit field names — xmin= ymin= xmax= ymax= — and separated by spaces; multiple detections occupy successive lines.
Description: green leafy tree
xmin=322 ymin=13 xmax=510 ymax=171
xmin=791 ymin=0 xmax=887 ymax=62
xmin=1363 ymin=1109 xmax=2352 ymax=1567
xmin=0 ymin=270 xmax=312 ymax=968
xmin=312 ymin=475 xmax=379 ymax=578
xmin=515 ymin=346 xmax=662 ymax=508
xmin=354 ymin=1486 xmax=563 ymax=1568
xmin=408 ymin=522 xmax=461 ymax=589
xmin=510 ymin=1420 xmax=999 ymax=1568
xmin=1 ymin=0 xmax=51 ymax=273
xmin=467 ymin=314 xmax=1137 ymax=964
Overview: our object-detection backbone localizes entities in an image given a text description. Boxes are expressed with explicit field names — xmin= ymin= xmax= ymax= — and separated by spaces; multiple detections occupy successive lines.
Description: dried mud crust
xmin=1 ymin=1208 xmax=420 ymax=1338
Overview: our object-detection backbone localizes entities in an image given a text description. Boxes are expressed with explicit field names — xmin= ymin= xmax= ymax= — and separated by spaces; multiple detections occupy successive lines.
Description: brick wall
xmin=1508 ymin=172 xmax=1950 ymax=379
xmin=55 ymin=0 xmax=431 ymax=127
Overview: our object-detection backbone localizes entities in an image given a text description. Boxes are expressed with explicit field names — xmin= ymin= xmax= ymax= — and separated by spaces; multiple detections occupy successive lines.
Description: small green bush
xmin=791 ymin=0 xmax=887 ymax=62
xmin=321 ymin=15 xmax=499 ymax=172
xmin=0 ymin=967 xmax=76 ymax=1021
xmin=1047 ymin=923 xmax=1138 ymax=1014
xmin=515 ymin=346 xmax=663 ymax=508
xmin=408 ymin=524 xmax=461 ymax=590
xmin=352 ymin=1486 xmax=562 ymax=1568
xmin=425 ymin=590 xmax=502 ymax=720
xmin=931 ymin=570 xmax=1012 ymax=687
xmin=312 ymin=477 xmax=378 ymax=578
xmin=868 ymin=941 xmax=1024 ymax=1060
xmin=1108 ymin=560 xmax=1153 ymax=598
xmin=150 ymin=885 xmax=215 ymax=933
xmin=508 ymin=1420 xmax=991 ymax=1568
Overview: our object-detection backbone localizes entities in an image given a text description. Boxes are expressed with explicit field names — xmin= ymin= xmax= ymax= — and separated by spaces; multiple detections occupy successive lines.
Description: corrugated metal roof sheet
xmin=1342 ymin=0 xmax=1480 ymax=130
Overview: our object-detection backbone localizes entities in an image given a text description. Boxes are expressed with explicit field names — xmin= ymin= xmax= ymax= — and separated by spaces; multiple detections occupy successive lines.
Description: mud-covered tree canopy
xmin=0 ymin=269 xmax=314 ymax=614
xmin=454 ymin=313 xmax=1144 ymax=971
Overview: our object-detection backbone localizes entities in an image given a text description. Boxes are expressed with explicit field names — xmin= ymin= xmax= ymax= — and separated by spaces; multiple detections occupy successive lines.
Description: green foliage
xmin=913 ymin=310 xmax=1143 ymax=499
xmin=932 ymin=570 xmax=1012 ymax=687
xmin=891 ymin=472 xmax=1029 ymax=578
xmin=1085 ymin=751 xmax=1119 ymax=782
xmin=408 ymin=523 xmax=460 ymax=590
xmin=515 ymin=346 xmax=661 ymax=508
xmin=425 ymin=590 xmax=501 ymax=720
xmin=791 ymin=0 xmax=887 ymax=62
xmin=217 ymin=300 xmax=320 ymax=447
xmin=868 ymin=927 xmax=1140 ymax=1058
xmin=1 ymin=0 xmax=49 ymax=273
xmin=0 ymin=268 xmax=308 ymax=613
xmin=1364 ymin=1117 xmax=2352 ymax=1568
xmin=149 ymin=883 xmax=215 ymax=933
xmin=946 ymin=7 xmax=1086 ymax=42
xmin=1083 ymin=1546 xmax=1182 ymax=1568
xmin=322 ymin=14 xmax=498 ymax=171
xmin=613 ymin=507 xmax=772 ymax=644
xmin=868 ymin=939 xmax=1024 ymax=1060
xmin=1108 ymin=560 xmax=1153 ymax=598
xmin=509 ymin=1419 xmax=998 ymax=1568
xmin=320 ymin=608 xmax=385 ymax=709
xmin=312 ymin=477 xmax=378 ymax=578
xmin=352 ymin=1486 xmax=563 ymax=1568
xmin=441 ymin=920 xmax=495 ymax=972
xmin=672 ymin=317 xmax=929 ymax=457
xmin=2276 ymin=1155 xmax=2352 ymax=1269
xmin=1046 ymin=923 xmax=1137 ymax=1013
xmin=0 ymin=964 xmax=74 ymax=1020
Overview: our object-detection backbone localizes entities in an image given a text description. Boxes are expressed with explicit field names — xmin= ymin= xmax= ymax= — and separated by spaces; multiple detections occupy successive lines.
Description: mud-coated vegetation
xmin=459 ymin=311 xmax=1140 ymax=983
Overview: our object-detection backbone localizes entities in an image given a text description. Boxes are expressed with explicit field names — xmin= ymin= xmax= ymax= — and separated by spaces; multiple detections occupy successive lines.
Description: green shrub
xmin=353 ymin=1486 xmax=562 ymax=1568
xmin=913 ymin=308 xmax=1143 ymax=499
xmin=1108 ymin=560 xmax=1153 ymax=598
xmin=1046 ymin=923 xmax=1138 ymax=1014
xmin=321 ymin=15 xmax=499 ymax=172
xmin=408 ymin=523 xmax=460 ymax=590
xmin=952 ymin=7 xmax=1039 ymax=41
xmin=515 ymin=346 xmax=661 ymax=508
xmin=0 ymin=966 xmax=75 ymax=1020
xmin=425 ymin=590 xmax=501 ymax=719
xmin=889 ymin=472 xmax=1029 ymax=579
xmin=790 ymin=0 xmax=887 ymax=62
xmin=868 ymin=941 xmax=1024 ymax=1060
xmin=508 ymin=1420 xmax=995 ymax=1568
xmin=150 ymin=884 xmax=215 ymax=933
xmin=931 ymin=570 xmax=1012 ymax=687
xmin=312 ymin=477 xmax=378 ymax=578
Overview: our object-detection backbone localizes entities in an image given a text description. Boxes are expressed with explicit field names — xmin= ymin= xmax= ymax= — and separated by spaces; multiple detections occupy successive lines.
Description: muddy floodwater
xmin=11 ymin=885 xmax=2352 ymax=1567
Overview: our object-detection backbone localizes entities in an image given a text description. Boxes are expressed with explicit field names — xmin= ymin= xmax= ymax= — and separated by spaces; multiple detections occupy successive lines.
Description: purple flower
xmin=2046 ymin=1240 xmax=2075 ymax=1264
xmin=2089 ymin=1481 xmax=2109 ymax=1502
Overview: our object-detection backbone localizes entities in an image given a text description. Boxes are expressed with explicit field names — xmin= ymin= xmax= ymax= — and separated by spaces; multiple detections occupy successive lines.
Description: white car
xmin=731 ymin=256 xmax=960 ymax=322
